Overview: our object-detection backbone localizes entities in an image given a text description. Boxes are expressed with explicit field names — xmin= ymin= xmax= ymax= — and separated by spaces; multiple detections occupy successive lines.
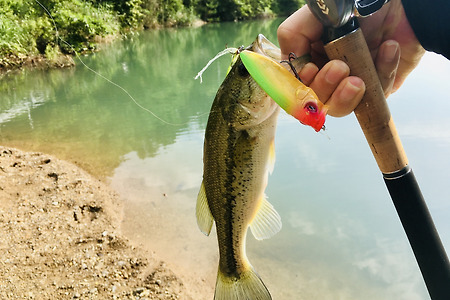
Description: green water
xmin=1 ymin=18 xmax=450 ymax=299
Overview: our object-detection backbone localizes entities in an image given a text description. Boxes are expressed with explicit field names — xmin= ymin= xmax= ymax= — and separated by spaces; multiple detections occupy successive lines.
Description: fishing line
xmin=194 ymin=47 xmax=240 ymax=83
xmin=34 ymin=0 xmax=214 ymax=127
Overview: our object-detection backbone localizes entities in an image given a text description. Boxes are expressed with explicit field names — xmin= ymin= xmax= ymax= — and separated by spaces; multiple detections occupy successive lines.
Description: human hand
xmin=277 ymin=0 xmax=425 ymax=117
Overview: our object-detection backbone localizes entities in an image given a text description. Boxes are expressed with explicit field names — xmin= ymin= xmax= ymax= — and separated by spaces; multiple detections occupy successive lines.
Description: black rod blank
xmin=384 ymin=166 xmax=450 ymax=299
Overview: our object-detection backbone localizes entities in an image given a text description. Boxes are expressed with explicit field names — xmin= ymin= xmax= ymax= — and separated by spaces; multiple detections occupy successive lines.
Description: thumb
xmin=375 ymin=40 xmax=400 ymax=97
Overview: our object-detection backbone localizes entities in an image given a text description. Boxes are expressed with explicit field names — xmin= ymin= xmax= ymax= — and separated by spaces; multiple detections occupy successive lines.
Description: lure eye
xmin=237 ymin=62 xmax=250 ymax=77
xmin=304 ymin=102 xmax=318 ymax=114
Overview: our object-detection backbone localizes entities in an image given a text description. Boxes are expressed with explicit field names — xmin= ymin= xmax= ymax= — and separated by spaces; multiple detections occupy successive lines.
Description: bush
xmin=0 ymin=0 xmax=298 ymax=70
xmin=0 ymin=0 xmax=122 ymax=57
xmin=50 ymin=0 xmax=120 ymax=53
xmin=271 ymin=0 xmax=305 ymax=16
xmin=157 ymin=0 xmax=198 ymax=26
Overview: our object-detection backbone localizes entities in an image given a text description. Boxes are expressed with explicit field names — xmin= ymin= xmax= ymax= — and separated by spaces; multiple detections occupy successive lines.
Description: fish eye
xmin=237 ymin=62 xmax=249 ymax=77
xmin=304 ymin=102 xmax=318 ymax=113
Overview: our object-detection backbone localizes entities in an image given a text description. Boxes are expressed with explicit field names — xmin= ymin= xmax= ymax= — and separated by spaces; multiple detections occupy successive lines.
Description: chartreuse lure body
xmin=240 ymin=50 xmax=328 ymax=132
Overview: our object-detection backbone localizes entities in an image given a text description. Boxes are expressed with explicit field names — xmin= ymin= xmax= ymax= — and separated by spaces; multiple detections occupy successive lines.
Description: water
xmin=1 ymin=18 xmax=449 ymax=299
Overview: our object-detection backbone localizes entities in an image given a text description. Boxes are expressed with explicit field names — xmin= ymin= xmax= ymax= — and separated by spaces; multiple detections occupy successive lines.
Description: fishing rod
xmin=305 ymin=0 xmax=450 ymax=298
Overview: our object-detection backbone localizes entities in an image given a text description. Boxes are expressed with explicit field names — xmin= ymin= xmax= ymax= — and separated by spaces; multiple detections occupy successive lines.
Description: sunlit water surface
xmin=1 ymin=18 xmax=449 ymax=299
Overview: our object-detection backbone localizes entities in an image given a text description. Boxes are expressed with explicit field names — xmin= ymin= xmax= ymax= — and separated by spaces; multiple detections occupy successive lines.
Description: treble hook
xmin=280 ymin=52 xmax=302 ymax=82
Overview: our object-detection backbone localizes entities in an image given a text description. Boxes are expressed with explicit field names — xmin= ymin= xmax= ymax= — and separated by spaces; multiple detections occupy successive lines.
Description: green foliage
xmin=1 ymin=0 xmax=121 ymax=58
xmin=271 ymin=0 xmax=305 ymax=16
xmin=0 ymin=10 xmax=29 ymax=56
xmin=92 ymin=0 xmax=145 ymax=29
xmin=194 ymin=0 xmax=219 ymax=22
xmin=156 ymin=0 xmax=197 ymax=26
xmin=50 ymin=0 xmax=120 ymax=53
xmin=0 ymin=0 xmax=300 ymax=69
xmin=195 ymin=0 xmax=279 ymax=22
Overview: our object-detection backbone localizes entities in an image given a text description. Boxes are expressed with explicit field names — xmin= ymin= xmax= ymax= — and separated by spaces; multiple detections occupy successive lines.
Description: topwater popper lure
xmin=240 ymin=50 xmax=328 ymax=132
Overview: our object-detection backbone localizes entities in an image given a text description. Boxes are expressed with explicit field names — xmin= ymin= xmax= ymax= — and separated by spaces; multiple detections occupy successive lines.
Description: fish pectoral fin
xmin=250 ymin=196 xmax=282 ymax=240
xmin=196 ymin=181 xmax=214 ymax=236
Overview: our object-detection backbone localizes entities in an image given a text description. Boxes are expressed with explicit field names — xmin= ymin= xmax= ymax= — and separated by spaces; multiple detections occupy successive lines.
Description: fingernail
xmin=325 ymin=61 xmax=348 ymax=85
xmin=341 ymin=78 xmax=364 ymax=101
xmin=383 ymin=41 xmax=399 ymax=63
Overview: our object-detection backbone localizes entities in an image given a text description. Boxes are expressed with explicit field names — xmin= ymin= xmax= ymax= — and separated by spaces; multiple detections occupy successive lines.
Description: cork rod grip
xmin=324 ymin=28 xmax=408 ymax=173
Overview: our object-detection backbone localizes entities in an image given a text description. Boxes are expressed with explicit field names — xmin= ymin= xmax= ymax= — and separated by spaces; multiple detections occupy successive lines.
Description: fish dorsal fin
xmin=250 ymin=196 xmax=281 ymax=240
xmin=196 ymin=181 xmax=214 ymax=236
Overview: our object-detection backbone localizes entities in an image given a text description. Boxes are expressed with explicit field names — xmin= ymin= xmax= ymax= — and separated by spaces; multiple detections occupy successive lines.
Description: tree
xmin=271 ymin=0 xmax=305 ymax=16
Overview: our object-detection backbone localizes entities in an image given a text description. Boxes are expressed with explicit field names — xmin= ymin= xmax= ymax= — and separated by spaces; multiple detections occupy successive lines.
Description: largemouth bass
xmin=196 ymin=35 xmax=307 ymax=300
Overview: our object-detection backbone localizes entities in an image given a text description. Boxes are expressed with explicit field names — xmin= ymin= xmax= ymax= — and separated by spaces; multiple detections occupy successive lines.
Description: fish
xmin=196 ymin=34 xmax=301 ymax=300
xmin=240 ymin=50 xmax=328 ymax=132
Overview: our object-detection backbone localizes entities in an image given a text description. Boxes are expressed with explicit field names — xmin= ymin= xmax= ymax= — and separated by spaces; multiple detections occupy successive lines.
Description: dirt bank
xmin=0 ymin=54 xmax=75 ymax=74
xmin=0 ymin=146 xmax=196 ymax=299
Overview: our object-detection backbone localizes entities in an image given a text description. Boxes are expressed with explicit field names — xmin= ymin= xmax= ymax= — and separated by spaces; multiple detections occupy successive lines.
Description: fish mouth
xmin=235 ymin=34 xmax=281 ymax=71
xmin=251 ymin=34 xmax=282 ymax=62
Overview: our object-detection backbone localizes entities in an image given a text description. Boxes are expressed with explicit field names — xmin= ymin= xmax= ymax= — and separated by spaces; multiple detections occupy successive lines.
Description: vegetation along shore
xmin=1 ymin=0 xmax=305 ymax=71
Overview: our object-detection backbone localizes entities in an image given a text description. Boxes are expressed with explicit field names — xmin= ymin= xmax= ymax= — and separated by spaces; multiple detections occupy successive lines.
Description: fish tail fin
xmin=214 ymin=267 xmax=271 ymax=300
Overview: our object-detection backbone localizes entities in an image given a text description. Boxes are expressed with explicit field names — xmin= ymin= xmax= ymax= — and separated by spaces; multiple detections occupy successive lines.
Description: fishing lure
xmin=240 ymin=50 xmax=328 ymax=132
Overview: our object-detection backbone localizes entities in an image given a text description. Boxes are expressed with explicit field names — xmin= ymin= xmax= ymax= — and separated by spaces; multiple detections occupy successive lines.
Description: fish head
xmin=222 ymin=56 xmax=279 ymax=130
xmin=219 ymin=37 xmax=284 ymax=130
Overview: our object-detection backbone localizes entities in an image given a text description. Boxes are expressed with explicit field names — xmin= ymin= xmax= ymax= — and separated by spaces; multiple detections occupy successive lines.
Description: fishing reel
xmin=307 ymin=0 xmax=391 ymax=27
xmin=306 ymin=0 xmax=390 ymax=42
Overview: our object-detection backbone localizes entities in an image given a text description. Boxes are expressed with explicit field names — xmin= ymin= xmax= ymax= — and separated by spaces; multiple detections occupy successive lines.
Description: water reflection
xmin=0 ymin=18 xmax=283 ymax=177
xmin=1 ymin=18 xmax=449 ymax=299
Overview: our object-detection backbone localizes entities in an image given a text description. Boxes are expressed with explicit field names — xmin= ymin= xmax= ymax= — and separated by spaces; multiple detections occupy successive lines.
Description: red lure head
xmin=293 ymin=100 xmax=328 ymax=132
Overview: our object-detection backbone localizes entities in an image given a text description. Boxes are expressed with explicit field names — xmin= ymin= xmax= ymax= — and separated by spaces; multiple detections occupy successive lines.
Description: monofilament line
xmin=34 ymin=0 xmax=189 ymax=126
xmin=194 ymin=48 xmax=240 ymax=83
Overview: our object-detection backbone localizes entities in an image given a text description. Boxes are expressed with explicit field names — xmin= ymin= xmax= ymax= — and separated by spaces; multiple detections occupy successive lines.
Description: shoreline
xmin=0 ymin=22 xmax=206 ymax=75
xmin=0 ymin=145 xmax=207 ymax=299
xmin=0 ymin=53 xmax=76 ymax=75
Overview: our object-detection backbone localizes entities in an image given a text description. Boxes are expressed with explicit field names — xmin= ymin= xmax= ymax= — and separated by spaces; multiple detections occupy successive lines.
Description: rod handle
xmin=323 ymin=27 xmax=408 ymax=173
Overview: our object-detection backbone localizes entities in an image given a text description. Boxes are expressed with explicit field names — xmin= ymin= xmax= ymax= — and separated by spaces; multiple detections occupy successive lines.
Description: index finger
xmin=277 ymin=5 xmax=324 ymax=59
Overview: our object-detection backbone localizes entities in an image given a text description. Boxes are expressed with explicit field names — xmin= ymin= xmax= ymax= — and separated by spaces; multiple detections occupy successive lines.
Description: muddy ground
xmin=0 ymin=146 xmax=200 ymax=299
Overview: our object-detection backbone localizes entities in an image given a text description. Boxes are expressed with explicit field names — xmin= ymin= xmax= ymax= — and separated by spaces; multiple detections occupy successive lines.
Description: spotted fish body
xmin=196 ymin=35 xmax=284 ymax=300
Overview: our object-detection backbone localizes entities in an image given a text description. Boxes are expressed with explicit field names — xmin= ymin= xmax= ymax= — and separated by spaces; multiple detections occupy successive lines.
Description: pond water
xmin=1 ymin=18 xmax=449 ymax=299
